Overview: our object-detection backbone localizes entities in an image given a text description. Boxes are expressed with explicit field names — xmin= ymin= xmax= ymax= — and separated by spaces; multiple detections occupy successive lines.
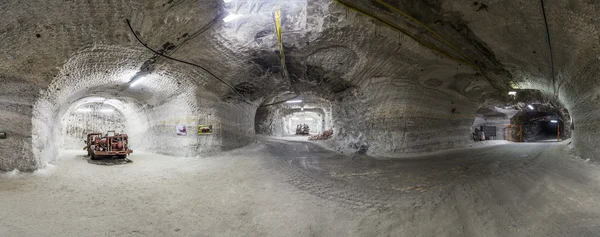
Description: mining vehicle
xmin=83 ymin=131 xmax=133 ymax=160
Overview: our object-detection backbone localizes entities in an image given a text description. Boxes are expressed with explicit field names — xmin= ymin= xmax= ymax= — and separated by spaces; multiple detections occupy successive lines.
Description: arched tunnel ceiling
xmin=2 ymin=0 xmax=597 ymax=103
xmin=1 ymin=0 xmax=600 ymax=165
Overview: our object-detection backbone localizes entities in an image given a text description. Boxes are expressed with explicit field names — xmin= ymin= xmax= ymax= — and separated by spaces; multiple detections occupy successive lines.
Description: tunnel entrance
xmin=508 ymin=104 xmax=571 ymax=142
xmin=29 ymin=45 xmax=223 ymax=168
xmin=285 ymin=111 xmax=323 ymax=136
xmin=255 ymin=94 xmax=332 ymax=138
xmin=62 ymin=101 xmax=126 ymax=149
xmin=537 ymin=120 xmax=562 ymax=141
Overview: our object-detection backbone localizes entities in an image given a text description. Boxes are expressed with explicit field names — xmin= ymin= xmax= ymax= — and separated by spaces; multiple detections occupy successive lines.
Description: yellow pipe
xmin=275 ymin=9 xmax=288 ymax=78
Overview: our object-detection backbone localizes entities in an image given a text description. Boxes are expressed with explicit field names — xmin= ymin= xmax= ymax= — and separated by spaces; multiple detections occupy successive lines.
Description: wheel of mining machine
xmin=117 ymin=155 xmax=127 ymax=159
xmin=90 ymin=152 xmax=97 ymax=160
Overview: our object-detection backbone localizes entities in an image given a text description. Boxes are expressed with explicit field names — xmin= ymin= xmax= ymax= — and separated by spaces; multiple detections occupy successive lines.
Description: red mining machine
xmin=84 ymin=131 xmax=133 ymax=160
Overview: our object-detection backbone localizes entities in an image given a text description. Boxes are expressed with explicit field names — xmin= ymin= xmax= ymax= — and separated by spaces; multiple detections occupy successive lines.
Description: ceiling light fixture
xmin=286 ymin=100 xmax=302 ymax=104
xmin=85 ymin=97 xmax=106 ymax=103
xmin=130 ymin=76 xmax=147 ymax=87
xmin=305 ymin=118 xmax=313 ymax=121
xmin=550 ymin=120 xmax=558 ymax=123
xmin=527 ymin=105 xmax=534 ymax=110
xmin=99 ymin=109 xmax=114 ymax=113
xmin=223 ymin=14 xmax=241 ymax=23
xmin=508 ymin=91 xmax=517 ymax=96
xmin=291 ymin=117 xmax=300 ymax=120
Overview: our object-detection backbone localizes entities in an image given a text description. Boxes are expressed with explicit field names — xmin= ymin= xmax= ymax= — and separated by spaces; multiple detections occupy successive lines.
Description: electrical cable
xmin=260 ymin=94 xmax=300 ymax=107
xmin=168 ymin=13 xmax=221 ymax=57
xmin=540 ymin=0 xmax=556 ymax=98
xmin=375 ymin=0 xmax=473 ymax=63
xmin=334 ymin=0 xmax=508 ymax=92
xmin=126 ymin=19 xmax=252 ymax=104
xmin=258 ymin=7 xmax=300 ymax=108
xmin=335 ymin=0 xmax=473 ymax=67
xmin=375 ymin=0 xmax=510 ymax=91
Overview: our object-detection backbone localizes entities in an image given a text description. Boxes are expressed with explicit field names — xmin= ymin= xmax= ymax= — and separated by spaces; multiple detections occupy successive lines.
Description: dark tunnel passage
xmin=507 ymin=103 xmax=571 ymax=142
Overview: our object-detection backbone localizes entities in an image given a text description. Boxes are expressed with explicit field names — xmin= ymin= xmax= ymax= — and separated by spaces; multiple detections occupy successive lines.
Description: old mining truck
xmin=83 ymin=131 xmax=133 ymax=160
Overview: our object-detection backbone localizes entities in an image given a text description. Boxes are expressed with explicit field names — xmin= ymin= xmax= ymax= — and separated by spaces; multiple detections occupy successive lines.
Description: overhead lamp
xmin=527 ymin=105 xmax=534 ymax=110
xmin=85 ymin=97 xmax=106 ymax=103
xmin=77 ymin=108 xmax=92 ymax=112
xmin=550 ymin=120 xmax=558 ymax=123
xmin=223 ymin=14 xmax=241 ymax=23
xmin=286 ymin=100 xmax=302 ymax=104
xmin=305 ymin=118 xmax=313 ymax=121
xmin=291 ymin=117 xmax=300 ymax=120
xmin=99 ymin=109 xmax=114 ymax=113
xmin=508 ymin=91 xmax=517 ymax=96
xmin=130 ymin=76 xmax=147 ymax=87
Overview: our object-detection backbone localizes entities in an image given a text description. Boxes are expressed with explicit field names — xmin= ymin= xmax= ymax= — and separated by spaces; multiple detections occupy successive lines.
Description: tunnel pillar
xmin=0 ymin=75 xmax=41 ymax=171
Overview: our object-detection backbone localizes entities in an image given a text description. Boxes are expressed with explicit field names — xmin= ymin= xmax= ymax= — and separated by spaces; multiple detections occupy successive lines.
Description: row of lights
xmin=223 ymin=14 xmax=242 ymax=23
xmin=286 ymin=99 xmax=310 ymax=119
xmin=130 ymin=76 xmax=147 ymax=87
xmin=77 ymin=108 xmax=114 ymax=113
xmin=222 ymin=0 xmax=242 ymax=23
xmin=510 ymin=91 xmax=540 ymax=113
xmin=286 ymin=99 xmax=306 ymax=111
xmin=291 ymin=117 xmax=313 ymax=121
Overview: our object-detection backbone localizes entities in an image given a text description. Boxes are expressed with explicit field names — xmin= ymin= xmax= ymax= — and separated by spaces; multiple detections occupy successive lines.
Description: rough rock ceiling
xmin=0 ymin=0 xmax=597 ymax=97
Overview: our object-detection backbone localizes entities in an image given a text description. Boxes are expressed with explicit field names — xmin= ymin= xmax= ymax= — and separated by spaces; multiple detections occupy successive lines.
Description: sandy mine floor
xmin=1 ymin=138 xmax=600 ymax=237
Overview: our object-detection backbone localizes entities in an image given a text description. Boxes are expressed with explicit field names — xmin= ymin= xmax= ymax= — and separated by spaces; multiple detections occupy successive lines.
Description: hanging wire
xmin=539 ymin=0 xmax=557 ymax=98
xmin=126 ymin=19 xmax=252 ymax=104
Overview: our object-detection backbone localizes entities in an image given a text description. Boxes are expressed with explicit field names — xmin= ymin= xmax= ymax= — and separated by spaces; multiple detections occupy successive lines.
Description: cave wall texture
xmin=1 ymin=0 xmax=600 ymax=170
xmin=61 ymin=105 xmax=127 ymax=149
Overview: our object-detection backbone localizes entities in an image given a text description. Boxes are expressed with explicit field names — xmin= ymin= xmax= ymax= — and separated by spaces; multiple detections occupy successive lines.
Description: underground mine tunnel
xmin=1 ymin=0 xmax=600 ymax=236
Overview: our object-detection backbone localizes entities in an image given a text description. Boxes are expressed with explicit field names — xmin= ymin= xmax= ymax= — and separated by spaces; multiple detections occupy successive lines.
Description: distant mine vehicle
xmin=84 ymin=131 xmax=133 ymax=160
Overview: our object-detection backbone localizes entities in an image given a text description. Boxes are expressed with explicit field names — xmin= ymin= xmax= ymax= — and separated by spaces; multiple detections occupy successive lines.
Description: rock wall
xmin=0 ymin=75 xmax=41 ymax=171
xmin=558 ymin=58 xmax=600 ymax=160
xmin=217 ymin=102 xmax=257 ymax=151
xmin=329 ymin=78 xmax=480 ymax=155
xmin=61 ymin=106 xmax=126 ymax=149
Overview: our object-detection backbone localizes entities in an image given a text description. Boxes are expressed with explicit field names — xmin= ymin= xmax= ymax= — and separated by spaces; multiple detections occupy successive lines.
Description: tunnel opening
xmin=255 ymin=93 xmax=332 ymax=139
xmin=58 ymin=96 xmax=149 ymax=153
xmin=471 ymin=89 xmax=572 ymax=143
xmin=61 ymin=101 xmax=126 ymax=149
xmin=471 ymin=106 xmax=519 ymax=141
xmin=28 ymin=45 xmax=258 ymax=169
xmin=284 ymin=110 xmax=323 ymax=136
xmin=508 ymin=103 xmax=571 ymax=142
